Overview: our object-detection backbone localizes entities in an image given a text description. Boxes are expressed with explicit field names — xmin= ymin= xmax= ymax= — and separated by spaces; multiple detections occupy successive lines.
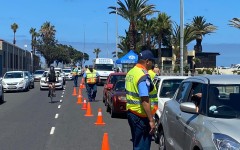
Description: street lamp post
xmin=116 ymin=0 xmax=119 ymax=59
xmin=104 ymin=22 xmax=109 ymax=57
xmin=180 ymin=0 xmax=184 ymax=76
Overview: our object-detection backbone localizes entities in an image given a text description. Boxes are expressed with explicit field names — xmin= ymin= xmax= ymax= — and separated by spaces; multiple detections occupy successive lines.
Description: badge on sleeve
xmin=145 ymin=78 xmax=150 ymax=86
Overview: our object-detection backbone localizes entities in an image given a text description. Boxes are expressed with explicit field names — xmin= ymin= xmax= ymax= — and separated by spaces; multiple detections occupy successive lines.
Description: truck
xmin=93 ymin=58 xmax=115 ymax=85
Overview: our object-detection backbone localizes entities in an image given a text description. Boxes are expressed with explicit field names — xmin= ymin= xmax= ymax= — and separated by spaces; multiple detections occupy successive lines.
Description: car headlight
xmin=118 ymin=96 xmax=126 ymax=101
xmin=213 ymin=133 xmax=240 ymax=150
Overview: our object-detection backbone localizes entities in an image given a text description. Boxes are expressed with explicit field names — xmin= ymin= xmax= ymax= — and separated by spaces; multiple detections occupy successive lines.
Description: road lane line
xmin=58 ymin=105 xmax=61 ymax=108
xmin=61 ymin=95 xmax=63 ymax=97
xmin=60 ymin=100 xmax=62 ymax=103
xmin=55 ymin=114 xmax=59 ymax=119
xmin=50 ymin=127 xmax=55 ymax=135
xmin=62 ymin=92 xmax=64 ymax=94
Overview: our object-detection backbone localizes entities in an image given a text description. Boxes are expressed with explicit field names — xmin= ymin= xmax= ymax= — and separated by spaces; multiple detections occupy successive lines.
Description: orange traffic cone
xmin=84 ymin=102 xmax=94 ymax=117
xmin=101 ymin=133 xmax=110 ymax=150
xmin=78 ymin=87 xmax=82 ymax=96
xmin=94 ymin=108 xmax=105 ymax=125
xmin=77 ymin=94 xmax=83 ymax=104
xmin=81 ymin=99 xmax=87 ymax=110
xmin=72 ymin=87 xmax=77 ymax=96
xmin=80 ymin=78 xmax=86 ymax=89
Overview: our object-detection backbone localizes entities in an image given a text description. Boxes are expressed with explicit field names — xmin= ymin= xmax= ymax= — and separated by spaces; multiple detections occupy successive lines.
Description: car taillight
xmin=118 ymin=96 xmax=126 ymax=101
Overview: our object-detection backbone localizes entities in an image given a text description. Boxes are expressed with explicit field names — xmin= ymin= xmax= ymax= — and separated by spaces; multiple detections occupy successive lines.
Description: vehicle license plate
xmin=8 ymin=86 xmax=16 ymax=89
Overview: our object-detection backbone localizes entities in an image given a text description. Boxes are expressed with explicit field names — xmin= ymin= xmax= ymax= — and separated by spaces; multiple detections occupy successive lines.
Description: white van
xmin=93 ymin=58 xmax=114 ymax=84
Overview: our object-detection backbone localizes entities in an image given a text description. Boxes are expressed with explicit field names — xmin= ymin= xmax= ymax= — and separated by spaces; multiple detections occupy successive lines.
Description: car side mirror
xmin=107 ymin=84 xmax=113 ymax=90
xmin=180 ymin=102 xmax=197 ymax=114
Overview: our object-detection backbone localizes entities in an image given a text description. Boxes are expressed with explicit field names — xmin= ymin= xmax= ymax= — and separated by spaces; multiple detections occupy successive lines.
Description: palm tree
xmin=93 ymin=48 xmax=101 ymax=58
xmin=229 ymin=18 xmax=240 ymax=29
xmin=11 ymin=23 xmax=18 ymax=45
xmin=153 ymin=13 xmax=172 ymax=68
xmin=109 ymin=0 xmax=156 ymax=51
xmin=190 ymin=16 xmax=217 ymax=53
xmin=29 ymin=28 xmax=38 ymax=55
xmin=171 ymin=23 xmax=196 ymax=70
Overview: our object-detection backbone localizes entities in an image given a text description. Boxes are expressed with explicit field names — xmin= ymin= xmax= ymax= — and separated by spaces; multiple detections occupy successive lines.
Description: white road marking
xmin=61 ymin=95 xmax=63 ymax=97
xmin=60 ymin=100 xmax=62 ymax=103
xmin=58 ymin=105 xmax=61 ymax=108
xmin=62 ymin=92 xmax=64 ymax=94
xmin=55 ymin=114 xmax=59 ymax=119
xmin=50 ymin=127 xmax=55 ymax=135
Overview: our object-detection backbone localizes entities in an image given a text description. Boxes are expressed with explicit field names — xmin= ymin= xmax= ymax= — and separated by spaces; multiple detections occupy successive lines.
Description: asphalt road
xmin=0 ymin=78 xmax=159 ymax=150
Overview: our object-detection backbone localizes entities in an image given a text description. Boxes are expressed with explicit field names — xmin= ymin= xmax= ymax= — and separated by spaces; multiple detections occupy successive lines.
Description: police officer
xmin=125 ymin=50 xmax=158 ymax=150
xmin=72 ymin=65 xmax=79 ymax=87
xmin=83 ymin=65 xmax=99 ymax=102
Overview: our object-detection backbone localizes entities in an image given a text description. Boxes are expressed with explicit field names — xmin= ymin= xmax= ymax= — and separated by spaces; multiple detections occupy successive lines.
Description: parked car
xmin=103 ymin=72 xmax=126 ymax=104
xmin=25 ymin=71 xmax=34 ymax=89
xmin=63 ymin=68 xmax=73 ymax=80
xmin=106 ymin=80 xmax=126 ymax=118
xmin=2 ymin=71 xmax=31 ymax=92
xmin=33 ymin=70 xmax=45 ymax=82
xmin=158 ymin=75 xmax=240 ymax=149
xmin=40 ymin=71 xmax=64 ymax=90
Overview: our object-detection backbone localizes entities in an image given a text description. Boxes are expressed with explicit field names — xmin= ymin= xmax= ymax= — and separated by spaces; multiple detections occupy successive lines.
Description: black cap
xmin=138 ymin=50 xmax=155 ymax=60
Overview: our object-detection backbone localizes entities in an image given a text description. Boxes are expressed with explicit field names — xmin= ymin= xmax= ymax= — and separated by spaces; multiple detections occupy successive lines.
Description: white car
xmin=40 ymin=71 xmax=64 ymax=90
xmin=2 ymin=71 xmax=31 ymax=92
xmin=153 ymin=76 xmax=189 ymax=143
xmin=33 ymin=70 xmax=45 ymax=82
xmin=63 ymin=68 xmax=73 ymax=80
xmin=55 ymin=68 xmax=66 ymax=85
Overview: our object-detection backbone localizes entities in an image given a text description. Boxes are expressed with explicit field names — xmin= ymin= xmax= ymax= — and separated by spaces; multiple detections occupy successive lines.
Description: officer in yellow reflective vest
xmin=148 ymin=67 xmax=158 ymax=111
xmin=125 ymin=50 xmax=157 ymax=150
xmin=72 ymin=65 xmax=79 ymax=87
xmin=83 ymin=65 xmax=99 ymax=102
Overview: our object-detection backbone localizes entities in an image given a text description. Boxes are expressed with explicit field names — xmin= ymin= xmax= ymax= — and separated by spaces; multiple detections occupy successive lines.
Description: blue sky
xmin=1 ymin=0 xmax=240 ymax=66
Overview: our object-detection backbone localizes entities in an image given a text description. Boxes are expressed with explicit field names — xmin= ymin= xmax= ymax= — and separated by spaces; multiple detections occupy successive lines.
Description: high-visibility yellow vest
xmin=86 ymin=69 xmax=97 ymax=84
xmin=72 ymin=67 xmax=78 ymax=76
xmin=126 ymin=65 xmax=157 ymax=117
xmin=148 ymin=70 xmax=158 ymax=110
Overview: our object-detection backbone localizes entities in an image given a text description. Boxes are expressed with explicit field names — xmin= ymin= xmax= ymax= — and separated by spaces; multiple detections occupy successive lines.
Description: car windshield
xmin=208 ymin=85 xmax=240 ymax=119
xmin=95 ymin=64 xmax=113 ymax=71
xmin=63 ymin=69 xmax=71 ymax=73
xmin=114 ymin=81 xmax=125 ymax=91
xmin=110 ymin=75 xmax=126 ymax=84
xmin=160 ymin=79 xmax=184 ymax=98
xmin=34 ymin=70 xmax=45 ymax=74
xmin=4 ymin=72 xmax=23 ymax=78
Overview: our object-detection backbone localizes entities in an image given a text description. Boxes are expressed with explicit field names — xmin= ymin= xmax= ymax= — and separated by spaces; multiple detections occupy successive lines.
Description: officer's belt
xmin=127 ymin=90 xmax=157 ymax=98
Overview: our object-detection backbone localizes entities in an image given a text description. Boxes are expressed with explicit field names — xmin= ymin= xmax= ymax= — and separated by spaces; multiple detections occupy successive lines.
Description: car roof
xmin=154 ymin=76 xmax=189 ymax=80
xmin=184 ymin=75 xmax=240 ymax=85
xmin=109 ymin=72 xmax=127 ymax=76
xmin=5 ymin=71 xmax=24 ymax=73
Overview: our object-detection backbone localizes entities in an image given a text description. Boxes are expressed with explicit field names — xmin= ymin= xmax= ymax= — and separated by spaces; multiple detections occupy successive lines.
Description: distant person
xmin=46 ymin=66 xmax=58 ymax=97
xmin=72 ymin=65 xmax=79 ymax=87
xmin=83 ymin=65 xmax=99 ymax=102
xmin=153 ymin=64 xmax=160 ymax=76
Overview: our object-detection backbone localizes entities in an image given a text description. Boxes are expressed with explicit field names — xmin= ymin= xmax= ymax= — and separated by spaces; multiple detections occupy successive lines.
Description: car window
xmin=110 ymin=75 xmax=126 ymax=84
xmin=175 ymin=82 xmax=192 ymax=103
xmin=208 ymin=85 xmax=240 ymax=118
xmin=114 ymin=81 xmax=125 ymax=91
xmin=34 ymin=70 xmax=45 ymax=74
xmin=4 ymin=72 xmax=23 ymax=78
xmin=160 ymin=79 xmax=184 ymax=98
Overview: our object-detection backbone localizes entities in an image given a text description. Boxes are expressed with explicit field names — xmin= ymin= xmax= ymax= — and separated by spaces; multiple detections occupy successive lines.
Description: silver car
xmin=158 ymin=75 xmax=240 ymax=150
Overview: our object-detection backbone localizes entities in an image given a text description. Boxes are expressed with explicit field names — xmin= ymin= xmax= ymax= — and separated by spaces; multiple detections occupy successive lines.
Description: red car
xmin=102 ymin=72 xmax=126 ymax=104
xmin=106 ymin=80 xmax=127 ymax=118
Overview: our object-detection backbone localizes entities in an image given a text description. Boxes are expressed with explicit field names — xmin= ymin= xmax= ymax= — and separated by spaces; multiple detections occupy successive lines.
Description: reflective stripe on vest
xmin=126 ymin=66 xmax=157 ymax=117
xmin=86 ymin=69 xmax=97 ymax=84
xmin=148 ymin=70 xmax=158 ymax=109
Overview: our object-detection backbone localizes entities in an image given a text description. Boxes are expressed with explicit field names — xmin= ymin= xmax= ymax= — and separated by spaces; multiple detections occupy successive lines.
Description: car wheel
xmin=0 ymin=90 xmax=4 ymax=103
xmin=154 ymin=116 xmax=160 ymax=144
xmin=106 ymin=99 xmax=110 ymax=112
xmin=159 ymin=129 xmax=166 ymax=150
xmin=110 ymin=105 xmax=116 ymax=118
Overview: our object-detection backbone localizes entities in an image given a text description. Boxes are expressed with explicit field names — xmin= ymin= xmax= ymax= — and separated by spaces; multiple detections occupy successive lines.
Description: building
xmin=0 ymin=39 xmax=40 ymax=76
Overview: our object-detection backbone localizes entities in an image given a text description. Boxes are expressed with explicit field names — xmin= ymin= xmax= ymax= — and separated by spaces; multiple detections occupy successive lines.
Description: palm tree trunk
xmin=129 ymin=22 xmax=136 ymax=50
